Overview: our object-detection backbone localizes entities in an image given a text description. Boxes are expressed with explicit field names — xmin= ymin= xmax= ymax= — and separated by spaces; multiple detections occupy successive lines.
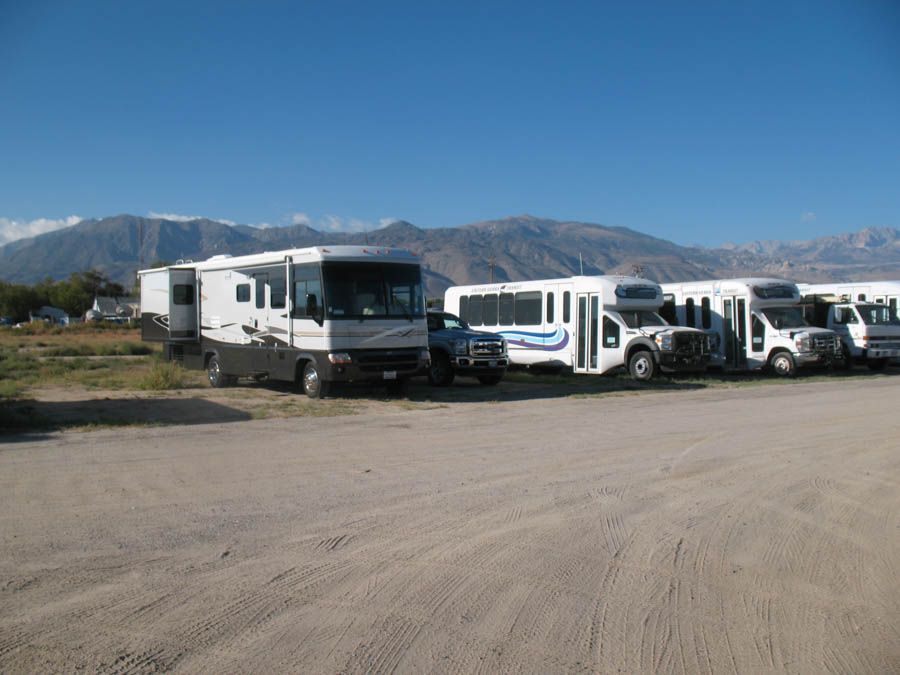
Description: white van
xmin=139 ymin=246 xmax=429 ymax=397
xmin=443 ymin=275 xmax=710 ymax=380
xmin=660 ymin=278 xmax=842 ymax=376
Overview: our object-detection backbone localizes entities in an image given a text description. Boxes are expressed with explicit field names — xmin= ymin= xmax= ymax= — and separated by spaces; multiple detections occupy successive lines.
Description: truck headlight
xmin=655 ymin=334 xmax=673 ymax=351
xmin=328 ymin=352 xmax=352 ymax=364
xmin=453 ymin=340 xmax=467 ymax=355
xmin=794 ymin=335 xmax=811 ymax=353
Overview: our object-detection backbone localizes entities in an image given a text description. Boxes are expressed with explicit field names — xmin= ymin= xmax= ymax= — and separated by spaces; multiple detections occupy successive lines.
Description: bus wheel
xmin=628 ymin=351 xmax=656 ymax=381
xmin=301 ymin=361 xmax=329 ymax=399
xmin=868 ymin=358 xmax=888 ymax=371
xmin=770 ymin=352 xmax=796 ymax=377
xmin=207 ymin=355 xmax=232 ymax=388
xmin=428 ymin=351 xmax=455 ymax=386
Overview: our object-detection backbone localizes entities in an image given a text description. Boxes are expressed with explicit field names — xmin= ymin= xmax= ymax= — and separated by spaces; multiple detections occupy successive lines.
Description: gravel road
xmin=2 ymin=378 xmax=899 ymax=673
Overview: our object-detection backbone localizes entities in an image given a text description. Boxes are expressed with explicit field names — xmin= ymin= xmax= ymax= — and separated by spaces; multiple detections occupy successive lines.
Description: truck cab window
xmin=751 ymin=313 xmax=765 ymax=352
xmin=602 ymin=316 xmax=620 ymax=348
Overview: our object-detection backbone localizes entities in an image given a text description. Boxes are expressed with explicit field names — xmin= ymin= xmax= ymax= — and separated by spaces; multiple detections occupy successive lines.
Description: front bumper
xmin=451 ymin=355 xmax=509 ymax=377
xmin=323 ymin=348 xmax=429 ymax=383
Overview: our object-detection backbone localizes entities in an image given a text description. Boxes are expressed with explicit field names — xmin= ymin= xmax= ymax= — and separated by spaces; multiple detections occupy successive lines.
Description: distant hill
xmin=1 ymin=213 xmax=899 ymax=298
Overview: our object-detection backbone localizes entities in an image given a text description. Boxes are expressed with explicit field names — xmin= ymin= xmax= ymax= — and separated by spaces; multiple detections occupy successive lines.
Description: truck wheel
xmin=628 ymin=350 xmax=656 ymax=381
xmin=867 ymin=358 xmax=888 ymax=371
xmin=770 ymin=351 xmax=796 ymax=377
xmin=477 ymin=374 xmax=503 ymax=385
xmin=301 ymin=361 xmax=329 ymax=399
xmin=427 ymin=351 xmax=455 ymax=386
xmin=207 ymin=355 xmax=233 ymax=388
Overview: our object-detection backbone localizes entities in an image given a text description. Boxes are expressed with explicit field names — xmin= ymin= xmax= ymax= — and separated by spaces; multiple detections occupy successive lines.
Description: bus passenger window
xmin=546 ymin=292 xmax=554 ymax=323
xmin=499 ymin=293 xmax=514 ymax=325
xmin=684 ymin=297 xmax=695 ymax=327
xmin=483 ymin=294 xmax=498 ymax=326
xmin=660 ymin=294 xmax=677 ymax=324
xmin=514 ymin=291 xmax=542 ymax=325
xmin=468 ymin=295 xmax=484 ymax=326
xmin=858 ymin=294 xmax=866 ymax=301
xmin=701 ymin=297 xmax=711 ymax=329
xmin=563 ymin=291 xmax=571 ymax=323
xmin=458 ymin=296 xmax=469 ymax=322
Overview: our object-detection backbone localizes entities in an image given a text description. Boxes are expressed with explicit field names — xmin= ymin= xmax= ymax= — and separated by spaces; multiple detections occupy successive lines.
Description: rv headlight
xmin=453 ymin=340 xmax=467 ymax=355
xmin=794 ymin=335 xmax=812 ymax=353
xmin=328 ymin=352 xmax=353 ymax=365
xmin=655 ymin=333 xmax=673 ymax=351
xmin=419 ymin=347 xmax=431 ymax=363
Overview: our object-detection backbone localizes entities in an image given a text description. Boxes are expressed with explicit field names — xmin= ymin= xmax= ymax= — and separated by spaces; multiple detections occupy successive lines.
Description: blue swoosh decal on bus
xmin=498 ymin=327 xmax=569 ymax=351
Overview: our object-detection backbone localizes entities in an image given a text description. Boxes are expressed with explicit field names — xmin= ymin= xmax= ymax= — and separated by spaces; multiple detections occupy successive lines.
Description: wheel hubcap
xmin=304 ymin=369 xmax=318 ymax=393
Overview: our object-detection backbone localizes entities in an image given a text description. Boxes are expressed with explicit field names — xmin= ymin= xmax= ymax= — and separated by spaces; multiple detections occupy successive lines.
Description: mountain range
xmin=2 ymin=214 xmax=899 ymax=299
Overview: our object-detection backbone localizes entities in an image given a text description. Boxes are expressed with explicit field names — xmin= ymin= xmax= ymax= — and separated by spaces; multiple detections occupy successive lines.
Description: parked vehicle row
xmin=138 ymin=247 xmax=899 ymax=397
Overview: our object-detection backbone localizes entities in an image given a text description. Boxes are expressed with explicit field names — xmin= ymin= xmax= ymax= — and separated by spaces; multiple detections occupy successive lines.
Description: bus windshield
xmin=762 ymin=307 xmax=808 ymax=329
xmin=857 ymin=304 xmax=900 ymax=326
xmin=618 ymin=310 xmax=667 ymax=328
xmin=321 ymin=262 xmax=425 ymax=319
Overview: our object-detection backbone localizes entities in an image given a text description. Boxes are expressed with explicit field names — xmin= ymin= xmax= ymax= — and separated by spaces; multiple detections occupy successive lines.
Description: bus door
xmin=574 ymin=293 xmax=601 ymax=373
xmin=722 ymin=296 xmax=748 ymax=367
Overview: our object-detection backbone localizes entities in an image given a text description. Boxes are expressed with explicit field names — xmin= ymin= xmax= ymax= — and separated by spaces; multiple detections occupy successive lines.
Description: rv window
xmin=499 ymin=293 xmax=514 ymax=325
xmin=602 ymin=316 xmax=619 ymax=348
xmin=292 ymin=264 xmax=321 ymax=318
xmin=270 ymin=271 xmax=286 ymax=309
xmin=684 ymin=298 xmax=695 ymax=327
xmin=858 ymin=294 xmax=866 ymax=301
xmin=458 ymin=296 xmax=469 ymax=323
xmin=320 ymin=262 xmax=424 ymax=319
xmin=173 ymin=284 xmax=194 ymax=305
xmin=563 ymin=291 xmax=571 ymax=323
xmin=255 ymin=275 xmax=266 ymax=309
xmin=468 ymin=295 xmax=484 ymax=326
xmin=515 ymin=291 xmax=542 ymax=325
xmin=701 ymin=297 xmax=711 ymax=329
xmin=482 ymin=294 xmax=498 ymax=326
xmin=236 ymin=284 xmax=250 ymax=303
xmin=890 ymin=298 xmax=897 ymax=312
xmin=546 ymin=292 xmax=554 ymax=323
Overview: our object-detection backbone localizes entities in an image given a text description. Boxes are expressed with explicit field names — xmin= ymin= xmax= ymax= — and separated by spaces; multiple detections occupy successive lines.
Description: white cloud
xmin=246 ymin=222 xmax=273 ymax=229
xmin=291 ymin=213 xmax=312 ymax=226
xmin=801 ymin=211 xmax=817 ymax=222
xmin=0 ymin=215 xmax=83 ymax=245
xmin=315 ymin=214 xmax=395 ymax=233
xmin=379 ymin=217 xmax=399 ymax=228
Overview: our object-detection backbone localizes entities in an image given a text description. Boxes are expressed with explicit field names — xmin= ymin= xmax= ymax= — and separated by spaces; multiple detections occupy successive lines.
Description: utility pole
xmin=489 ymin=258 xmax=495 ymax=283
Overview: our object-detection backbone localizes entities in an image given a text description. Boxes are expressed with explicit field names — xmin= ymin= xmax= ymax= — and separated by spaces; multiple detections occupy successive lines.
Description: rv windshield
xmin=321 ymin=262 xmax=425 ymax=319
xmin=762 ymin=307 xmax=808 ymax=329
xmin=618 ymin=310 xmax=667 ymax=328
xmin=857 ymin=304 xmax=900 ymax=326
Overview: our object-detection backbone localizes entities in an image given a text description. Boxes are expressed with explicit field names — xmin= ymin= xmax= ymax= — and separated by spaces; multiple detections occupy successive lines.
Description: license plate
xmin=383 ymin=370 xmax=397 ymax=380
xmin=489 ymin=360 xmax=497 ymax=367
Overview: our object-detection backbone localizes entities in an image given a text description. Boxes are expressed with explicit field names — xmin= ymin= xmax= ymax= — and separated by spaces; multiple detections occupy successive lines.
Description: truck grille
xmin=673 ymin=332 xmax=711 ymax=356
xmin=813 ymin=334 xmax=841 ymax=355
xmin=471 ymin=338 xmax=505 ymax=356
xmin=356 ymin=348 xmax=421 ymax=373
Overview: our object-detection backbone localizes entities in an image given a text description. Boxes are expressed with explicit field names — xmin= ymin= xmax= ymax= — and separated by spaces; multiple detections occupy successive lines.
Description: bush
xmin=137 ymin=361 xmax=187 ymax=390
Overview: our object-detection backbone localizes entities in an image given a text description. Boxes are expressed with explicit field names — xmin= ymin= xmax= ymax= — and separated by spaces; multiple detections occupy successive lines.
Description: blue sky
xmin=1 ymin=0 xmax=898 ymax=247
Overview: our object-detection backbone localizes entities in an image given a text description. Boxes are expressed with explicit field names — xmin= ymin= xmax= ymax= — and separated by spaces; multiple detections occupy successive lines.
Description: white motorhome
xmin=659 ymin=278 xmax=842 ymax=376
xmin=797 ymin=281 xmax=900 ymax=313
xmin=139 ymin=246 xmax=430 ymax=397
xmin=443 ymin=275 xmax=710 ymax=380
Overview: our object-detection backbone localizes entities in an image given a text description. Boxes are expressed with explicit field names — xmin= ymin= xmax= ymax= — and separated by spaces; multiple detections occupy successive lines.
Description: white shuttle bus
xmin=797 ymin=281 xmax=900 ymax=313
xmin=443 ymin=275 xmax=710 ymax=380
xmin=659 ymin=278 xmax=842 ymax=376
xmin=139 ymin=246 xmax=429 ymax=397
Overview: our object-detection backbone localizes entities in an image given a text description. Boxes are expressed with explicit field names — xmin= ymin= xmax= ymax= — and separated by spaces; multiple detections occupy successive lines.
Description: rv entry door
xmin=168 ymin=268 xmax=198 ymax=341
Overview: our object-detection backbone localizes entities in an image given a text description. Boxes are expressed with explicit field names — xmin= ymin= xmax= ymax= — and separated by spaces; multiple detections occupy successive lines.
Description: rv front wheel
xmin=769 ymin=352 xmax=796 ymax=377
xmin=207 ymin=356 xmax=232 ymax=388
xmin=301 ymin=361 xmax=329 ymax=399
xmin=628 ymin=351 xmax=656 ymax=381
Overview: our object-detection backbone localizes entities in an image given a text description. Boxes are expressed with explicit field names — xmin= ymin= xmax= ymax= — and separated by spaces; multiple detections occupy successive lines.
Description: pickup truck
xmin=425 ymin=310 xmax=508 ymax=386
xmin=802 ymin=299 xmax=900 ymax=370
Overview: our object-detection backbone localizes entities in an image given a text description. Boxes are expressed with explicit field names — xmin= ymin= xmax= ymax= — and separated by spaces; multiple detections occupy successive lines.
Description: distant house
xmin=30 ymin=306 xmax=71 ymax=325
xmin=90 ymin=296 xmax=139 ymax=322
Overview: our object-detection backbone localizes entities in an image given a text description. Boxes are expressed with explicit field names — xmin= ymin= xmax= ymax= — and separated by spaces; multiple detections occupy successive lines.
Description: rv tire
xmin=769 ymin=351 xmax=796 ymax=377
xmin=207 ymin=355 xmax=233 ymax=388
xmin=628 ymin=350 xmax=656 ymax=381
xmin=301 ymin=361 xmax=329 ymax=399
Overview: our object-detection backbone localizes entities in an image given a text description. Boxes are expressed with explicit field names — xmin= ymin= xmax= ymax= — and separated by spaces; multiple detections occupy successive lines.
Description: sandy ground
xmin=1 ymin=378 xmax=899 ymax=673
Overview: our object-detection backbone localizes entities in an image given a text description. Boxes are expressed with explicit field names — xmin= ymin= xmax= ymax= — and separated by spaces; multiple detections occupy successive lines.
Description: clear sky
xmin=1 ymin=0 xmax=898 ymax=247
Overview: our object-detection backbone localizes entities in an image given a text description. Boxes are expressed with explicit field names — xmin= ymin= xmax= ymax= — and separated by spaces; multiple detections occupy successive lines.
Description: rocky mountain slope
xmin=1 ymin=214 xmax=898 ymax=299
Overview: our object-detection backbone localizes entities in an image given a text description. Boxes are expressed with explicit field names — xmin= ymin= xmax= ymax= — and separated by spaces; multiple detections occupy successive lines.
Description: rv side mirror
xmin=305 ymin=293 xmax=321 ymax=320
xmin=774 ymin=318 xmax=783 ymax=329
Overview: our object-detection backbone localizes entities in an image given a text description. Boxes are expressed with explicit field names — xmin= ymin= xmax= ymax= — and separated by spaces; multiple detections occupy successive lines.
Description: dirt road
xmin=2 ymin=378 xmax=899 ymax=673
